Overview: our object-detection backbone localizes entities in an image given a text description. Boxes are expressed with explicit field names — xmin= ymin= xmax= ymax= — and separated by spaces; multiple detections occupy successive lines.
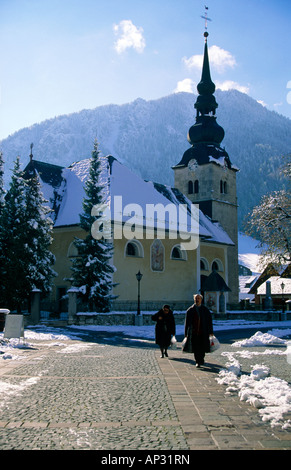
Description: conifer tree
xmin=0 ymin=151 xmax=5 ymax=213
xmin=1 ymin=157 xmax=29 ymax=312
xmin=23 ymin=167 xmax=56 ymax=295
xmin=71 ymin=140 xmax=115 ymax=312
xmin=0 ymin=156 xmax=56 ymax=312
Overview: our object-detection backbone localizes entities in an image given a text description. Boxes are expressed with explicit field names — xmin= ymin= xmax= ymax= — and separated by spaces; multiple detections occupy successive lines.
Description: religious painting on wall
xmin=205 ymin=292 xmax=216 ymax=310
xmin=151 ymin=239 xmax=164 ymax=272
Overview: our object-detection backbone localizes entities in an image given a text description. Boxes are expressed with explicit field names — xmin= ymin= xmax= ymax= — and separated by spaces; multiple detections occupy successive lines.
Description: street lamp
xmin=281 ymin=282 xmax=285 ymax=321
xmin=136 ymin=271 xmax=143 ymax=315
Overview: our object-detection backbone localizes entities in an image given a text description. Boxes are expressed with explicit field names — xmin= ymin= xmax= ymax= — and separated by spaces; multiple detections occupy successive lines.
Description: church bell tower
xmin=173 ymin=29 xmax=239 ymax=305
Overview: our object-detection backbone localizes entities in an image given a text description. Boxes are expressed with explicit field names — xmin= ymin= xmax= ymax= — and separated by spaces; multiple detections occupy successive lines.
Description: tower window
xmin=188 ymin=181 xmax=193 ymax=194
xmin=194 ymin=180 xmax=199 ymax=193
xmin=220 ymin=180 xmax=227 ymax=194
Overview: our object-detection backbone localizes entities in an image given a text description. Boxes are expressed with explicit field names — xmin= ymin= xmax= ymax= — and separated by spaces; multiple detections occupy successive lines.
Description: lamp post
xmin=281 ymin=282 xmax=285 ymax=321
xmin=136 ymin=270 xmax=143 ymax=316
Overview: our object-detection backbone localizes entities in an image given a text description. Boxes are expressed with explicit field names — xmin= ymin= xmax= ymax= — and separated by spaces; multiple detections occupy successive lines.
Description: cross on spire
xmin=29 ymin=143 xmax=34 ymax=161
xmin=201 ymin=5 xmax=212 ymax=38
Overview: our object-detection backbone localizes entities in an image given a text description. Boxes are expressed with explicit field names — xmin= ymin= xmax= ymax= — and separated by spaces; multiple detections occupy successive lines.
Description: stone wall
xmin=69 ymin=310 xmax=291 ymax=327
xmin=74 ymin=312 xmax=186 ymax=326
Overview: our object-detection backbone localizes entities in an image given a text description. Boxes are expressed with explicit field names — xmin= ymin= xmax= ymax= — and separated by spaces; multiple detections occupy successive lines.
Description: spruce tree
xmin=1 ymin=157 xmax=29 ymax=312
xmin=0 ymin=151 xmax=5 ymax=213
xmin=23 ymin=167 xmax=56 ymax=295
xmin=71 ymin=140 xmax=115 ymax=312
xmin=0 ymin=156 xmax=56 ymax=312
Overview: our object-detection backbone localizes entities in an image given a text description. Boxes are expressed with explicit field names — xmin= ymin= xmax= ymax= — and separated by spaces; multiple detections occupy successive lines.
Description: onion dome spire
xmin=173 ymin=22 xmax=233 ymax=170
xmin=187 ymin=31 xmax=225 ymax=146
xmin=195 ymin=32 xmax=217 ymax=116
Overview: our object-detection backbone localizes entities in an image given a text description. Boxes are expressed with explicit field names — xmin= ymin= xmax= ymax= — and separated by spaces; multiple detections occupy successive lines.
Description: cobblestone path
xmin=0 ymin=338 xmax=187 ymax=450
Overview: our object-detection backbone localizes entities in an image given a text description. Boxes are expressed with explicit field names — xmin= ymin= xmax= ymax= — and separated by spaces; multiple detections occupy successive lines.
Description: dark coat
xmin=184 ymin=304 xmax=213 ymax=353
xmin=152 ymin=309 xmax=176 ymax=348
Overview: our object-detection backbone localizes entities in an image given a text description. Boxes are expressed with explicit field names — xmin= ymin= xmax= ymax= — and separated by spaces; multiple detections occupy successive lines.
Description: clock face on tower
xmin=188 ymin=159 xmax=198 ymax=171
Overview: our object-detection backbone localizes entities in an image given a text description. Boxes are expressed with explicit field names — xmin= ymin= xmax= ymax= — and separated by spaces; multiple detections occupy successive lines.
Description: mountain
xmin=1 ymin=90 xmax=290 ymax=229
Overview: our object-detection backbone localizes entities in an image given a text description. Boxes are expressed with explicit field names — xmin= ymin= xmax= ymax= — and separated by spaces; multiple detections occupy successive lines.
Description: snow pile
xmin=217 ymin=358 xmax=291 ymax=429
xmin=0 ymin=377 xmax=41 ymax=409
xmin=0 ymin=325 xmax=83 ymax=360
xmin=56 ymin=343 xmax=93 ymax=354
xmin=217 ymin=332 xmax=291 ymax=430
xmin=23 ymin=328 xmax=74 ymax=342
xmin=232 ymin=330 xmax=289 ymax=347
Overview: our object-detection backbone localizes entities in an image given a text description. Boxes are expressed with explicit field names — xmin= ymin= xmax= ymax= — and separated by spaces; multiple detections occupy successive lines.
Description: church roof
xmin=173 ymin=143 xmax=234 ymax=170
xmin=24 ymin=158 xmax=64 ymax=188
xmin=201 ymin=270 xmax=231 ymax=292
xmin=25 ymin=155 xmax=234 ymax=247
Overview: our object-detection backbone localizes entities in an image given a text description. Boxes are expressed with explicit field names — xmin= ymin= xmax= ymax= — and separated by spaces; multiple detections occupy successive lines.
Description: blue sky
xmin=0 ymin=0 xmax=290 ymax=140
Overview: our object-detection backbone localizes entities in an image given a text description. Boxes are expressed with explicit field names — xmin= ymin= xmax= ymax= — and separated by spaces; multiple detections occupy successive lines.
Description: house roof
xmin=257 ymin=276 xmax=291 ymax=296
xmin=281 ymin=264 xmax=291 ymax=278
xmin=248 ymin=263 xmax=281 ymax=294
xmin=25 ymin=155 xmax=234 ymax=246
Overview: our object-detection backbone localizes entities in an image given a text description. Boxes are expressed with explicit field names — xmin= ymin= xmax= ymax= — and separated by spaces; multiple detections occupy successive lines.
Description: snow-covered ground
xmin=0 ymin=319 xmax=290 ymax=430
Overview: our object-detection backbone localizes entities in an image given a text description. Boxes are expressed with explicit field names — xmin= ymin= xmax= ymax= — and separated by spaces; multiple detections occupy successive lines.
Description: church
xmin=24 ymin=30 xmax=239 ymax=314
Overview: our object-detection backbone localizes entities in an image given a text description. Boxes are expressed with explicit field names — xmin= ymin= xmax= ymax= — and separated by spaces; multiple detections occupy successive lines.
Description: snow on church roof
xmin=36 ymin=155 xmax=233 ymax=246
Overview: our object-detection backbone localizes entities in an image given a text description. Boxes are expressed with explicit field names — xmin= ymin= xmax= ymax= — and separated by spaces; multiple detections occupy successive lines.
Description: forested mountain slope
xmin=1 ymin=90 xmax=290 ymax=229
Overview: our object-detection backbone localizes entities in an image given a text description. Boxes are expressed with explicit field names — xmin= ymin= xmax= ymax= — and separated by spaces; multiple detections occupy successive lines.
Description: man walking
xmin=184 ymin=294 xmax=213 ymax=367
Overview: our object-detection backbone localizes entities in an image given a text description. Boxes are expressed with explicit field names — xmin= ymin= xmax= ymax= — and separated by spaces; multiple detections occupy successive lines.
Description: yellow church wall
xmin=112 ymin=237 xmax=198 ymax=308
xmin=200 ymin=243 xmax=227 ymax=280
xmin=49 ymin=225 xmax=228 ymax=312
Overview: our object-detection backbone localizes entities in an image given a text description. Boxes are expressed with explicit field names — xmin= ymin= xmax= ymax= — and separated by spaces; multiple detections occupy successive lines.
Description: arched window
xmin=200 ymin=258 xmax=209 ymax=271
xmin=151 ymin=239 xmax=164 ymax=272
xmin=220 ymin=180 xmax=227 ymax=194
xmin=211 ymin=259 xmax=223 ymax=272
xmin=67 ymin=241 xmax=79 ymax=258
xmin=188 ymin=181 xmax=193 ymax=194
xmin=194 ymin=180 xmax=199 ymax=193
xmin=171 ymin=245 xmax=187 ymax=261
xmin=212 ymin=261 xmax=219 ymax=271
xmin=125 ymin=240 xmax=144 ymax=258
xmin=126 ymin=242 xmax=136 ymax=256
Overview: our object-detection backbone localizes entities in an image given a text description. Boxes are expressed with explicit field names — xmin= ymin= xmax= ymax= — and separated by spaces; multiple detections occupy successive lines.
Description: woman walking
xmin=184 ymin=294 xmax=213 ymax=367
xmin=152 ymin=305 xmax=175 ymax=358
